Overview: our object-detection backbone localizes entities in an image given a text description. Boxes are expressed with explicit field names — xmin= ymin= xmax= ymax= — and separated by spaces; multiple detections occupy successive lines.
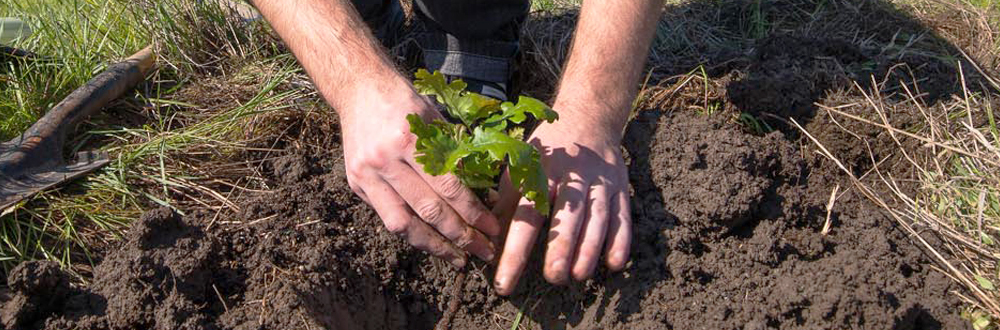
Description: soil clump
xmin=0 ymin=107 xmax=970 ymax=329
xmin=0 ymin=0 xmax=987 ymax=328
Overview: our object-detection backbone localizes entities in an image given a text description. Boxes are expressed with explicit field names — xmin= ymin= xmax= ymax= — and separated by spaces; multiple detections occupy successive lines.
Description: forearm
xmin=554 ymin=0 xmax=662 ymax=135
xmin=253 ymin=0 xmax=414 ymax=114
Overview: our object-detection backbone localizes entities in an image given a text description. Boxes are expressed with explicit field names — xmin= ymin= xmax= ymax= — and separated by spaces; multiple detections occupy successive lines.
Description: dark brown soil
xmin=1 ymin=102 xmax=970 ymax=329
xmin=0 ymin=0 xmax=988 ymax=329
xmin=0 ymin=110 xmax=970 ymax=329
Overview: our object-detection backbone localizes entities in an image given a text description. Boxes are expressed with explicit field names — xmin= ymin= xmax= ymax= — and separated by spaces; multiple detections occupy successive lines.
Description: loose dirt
xmin=0 ymin=110 xmax=970 ymax=329
xmin=0 ymin=0 xmax=988 ymax=328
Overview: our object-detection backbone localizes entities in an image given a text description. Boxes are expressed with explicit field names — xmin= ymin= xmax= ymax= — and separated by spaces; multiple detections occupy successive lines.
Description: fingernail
xmin=482 ymin=241 xmax=496 ymax=262
xmin=551 ymin=258 xmax=566 ymax=271
xmin=451 ymin=256 xmax=467 ymax=269
xmin=550 ymin=259 xmax=568 ymax=282
xmin=611 ymin=251 xmax=628 ymax=267
xmin=495 ymin=276 xmax=509 ymax=290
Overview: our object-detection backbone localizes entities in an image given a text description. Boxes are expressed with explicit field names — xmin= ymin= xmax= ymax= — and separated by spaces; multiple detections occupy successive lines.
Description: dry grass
xmin=799 ymin=73 xmax=1000 ymax=327
xmin=3 ymin=0 xmax=1000 ymax=327
xmin=0 ymin=0 xmax=321 ymax=275
xmin=624 ymin=0 xmax=1000 ymax=327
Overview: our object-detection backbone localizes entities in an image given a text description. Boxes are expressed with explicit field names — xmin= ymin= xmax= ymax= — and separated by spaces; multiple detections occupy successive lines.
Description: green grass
xmin=0 ymin=0 xmax=302 ymax=274
xmin=0 ymin=0 xmax=147 ymax=141
xmin=1 ymin=1 xmax=999 ymax=329
xmin=531 ymin=0 xmax=581 ymax=12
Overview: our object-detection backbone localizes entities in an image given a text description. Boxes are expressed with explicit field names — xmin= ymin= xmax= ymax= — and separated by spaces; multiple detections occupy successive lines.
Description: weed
xmin=737 ymin=112 xmax=774 ymax=135
xmin=748 ymin=0 xmax=769 ymax=39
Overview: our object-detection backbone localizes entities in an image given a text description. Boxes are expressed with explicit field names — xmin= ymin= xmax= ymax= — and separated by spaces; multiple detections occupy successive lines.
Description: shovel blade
xmin=0 ymin=151 xmax=109 ymax=213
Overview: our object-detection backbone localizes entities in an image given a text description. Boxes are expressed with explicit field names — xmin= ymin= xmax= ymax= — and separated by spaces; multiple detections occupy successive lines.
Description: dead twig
xmin=822 ymin=185 xmax=839 ymax=235
xmin=435 ymin=270 xmax=468 ymax=330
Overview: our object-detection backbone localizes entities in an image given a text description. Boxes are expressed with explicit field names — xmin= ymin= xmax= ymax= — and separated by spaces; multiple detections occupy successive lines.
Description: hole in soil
xmin=692 ymin=269 xmax=714 ymax=285
xmin=900 ymin=264 xmax=915 ymax=278
xmin=893 ymin=305 xmax=943 ymax=330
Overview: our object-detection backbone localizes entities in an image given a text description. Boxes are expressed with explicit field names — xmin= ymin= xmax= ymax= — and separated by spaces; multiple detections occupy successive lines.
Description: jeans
xmin=352 ymin=0 xmax=530 ymax=84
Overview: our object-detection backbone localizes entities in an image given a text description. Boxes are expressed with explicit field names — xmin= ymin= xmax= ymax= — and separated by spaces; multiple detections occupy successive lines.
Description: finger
xmin=383 ymin=161 xmax=496 ymax=262
xmin=422 ymin=171 xmax=502 ymax=237
xmin=364 ymin=177 xmax=467 ymax=267
xmin=543 ymin=176 xmax=589 ymax=285
xmin=491 ymin=172 xmax=519 ymax=226
xmin=571 ymin=183 xmax=611 ymax=281
xmin=404 ymin=157 xmax=501 ymax=238
xmin=494 ymin=197 xmax=545 ymax=296
xmin=604 ymin=191 xmax=632 ymax=271
xmin=347 ymin=177 xmax=371 ymax=204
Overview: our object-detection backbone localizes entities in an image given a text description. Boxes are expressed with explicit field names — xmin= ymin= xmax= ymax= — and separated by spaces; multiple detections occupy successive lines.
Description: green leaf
xmin=470 ymin=127 xmax=551 ymax=214
xmin=409 ymin=69 xmax=556 ymax=214
xmin=483 ymin=96 xmax=559 ymax=128
xmin=414 ymin=69 xmax=465 ymax=118
xmin=453 ymin=92 xmax=502 ymax=126
xmin=509 ymin=151 xmax=550 ymax=215
xmin=456 ymin=153 xmax=501 ymax=188
xmin=973 ymin=315 xmax=990 ymax=330
xmin=981 ymin=232 xmax=995 ymax=246
xmin=406 ymin=114 xmax=471 ymax=175
xmin=975 ymin=275 xmax=996 ymax=291
xmin=470 ymin=127 xmax=534 ymax=166
xmin=414 ymin=69 xmax=501 ymax=126
xmin=508 ymin=127 xmax=525 ymax=141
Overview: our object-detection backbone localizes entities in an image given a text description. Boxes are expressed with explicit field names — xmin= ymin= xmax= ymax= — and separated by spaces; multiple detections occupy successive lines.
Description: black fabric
xmin=349 ymin=0 xmax=529 ymax=84
xmin=412 ymin=0 xmax=528 ymax=42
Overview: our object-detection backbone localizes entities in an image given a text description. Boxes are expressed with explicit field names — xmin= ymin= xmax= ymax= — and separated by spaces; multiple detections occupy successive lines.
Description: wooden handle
xmin=2 ymin=45 xmax=157 ymax=169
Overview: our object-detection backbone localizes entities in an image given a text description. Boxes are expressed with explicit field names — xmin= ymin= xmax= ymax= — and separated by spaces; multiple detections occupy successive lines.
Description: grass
xmin=1 ymin=0 xmax=999 ymax=328
xmin=801 ymin=72 xmax=1000 ymax=328
xmin=0 ymin=0 xmax=306 ymax=275
xmin=0 ymin=0 xmax=146 ymax=141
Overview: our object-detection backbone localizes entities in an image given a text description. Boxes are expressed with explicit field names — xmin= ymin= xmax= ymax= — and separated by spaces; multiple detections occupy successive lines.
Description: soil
xmin=0 ymin=0 xmax=988 ymax=329
xmin=2 ymin=104 xmax=967 ymax=329
xmin=0 ymin=109 xmax=970 ymax=329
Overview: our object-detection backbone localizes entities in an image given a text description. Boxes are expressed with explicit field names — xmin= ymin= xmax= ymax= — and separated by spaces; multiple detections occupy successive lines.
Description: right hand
xmin=338 ymin=80 xmax=500 ymax=268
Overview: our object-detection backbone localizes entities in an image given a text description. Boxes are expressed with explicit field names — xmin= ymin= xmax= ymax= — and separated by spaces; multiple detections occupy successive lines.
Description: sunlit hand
xmin=492 ymin=111 xmax=631 ymax=295
xmin=340 ymin=86 xmax=500 ymax=268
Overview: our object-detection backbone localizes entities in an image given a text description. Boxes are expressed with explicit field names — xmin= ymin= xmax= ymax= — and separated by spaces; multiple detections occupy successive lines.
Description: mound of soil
xmin=0 ymin=107 xmax=968 ymax=329
xmin=1 ymin=0 xmax=983 ymax=327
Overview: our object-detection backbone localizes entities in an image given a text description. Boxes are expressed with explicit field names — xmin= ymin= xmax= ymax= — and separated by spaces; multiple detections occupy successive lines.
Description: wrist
xmin=552 ymin=95 xmax=629 ymax=143
xmin=333 ymin=72 xmax=428 ymax=122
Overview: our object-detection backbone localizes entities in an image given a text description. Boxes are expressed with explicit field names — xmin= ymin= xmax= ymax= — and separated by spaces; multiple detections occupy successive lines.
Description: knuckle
xmin=464 ymin=208 xmax=487 ymax=228
xmin=415 ymin=199 xmax=446 ymax=225
xmin=591 ymin=201 xmax=609 ymax=217
xmin=365 ymin=152 xmax=390 ymax=170
xmin=383 ymin=217 xmax=409 ymax=235
xmin=345 ymin=158 xmax=366 ymax=178
xmin=386 ymin=126 xmax=416 ymax=151
xmin=437 ymin=176 xmax=466 ymax=200
xmin=351 ymin=148 xmax=389 ymax=171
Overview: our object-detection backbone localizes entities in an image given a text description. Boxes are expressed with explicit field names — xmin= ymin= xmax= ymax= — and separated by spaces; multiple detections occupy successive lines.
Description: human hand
xmin=492 ymin=108 xmax=632 ymax=295
xmin=339 ymin=83 xmax=500 ymax=268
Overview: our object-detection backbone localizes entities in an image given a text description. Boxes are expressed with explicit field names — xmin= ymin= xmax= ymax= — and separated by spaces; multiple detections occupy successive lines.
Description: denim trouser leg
xmin=350 ymin=0 xmax=530 ymax=84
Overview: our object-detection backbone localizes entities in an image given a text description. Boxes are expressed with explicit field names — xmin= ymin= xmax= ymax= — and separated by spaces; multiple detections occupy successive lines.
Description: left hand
xmin=491 ymin=109 xmax=632 ymax=296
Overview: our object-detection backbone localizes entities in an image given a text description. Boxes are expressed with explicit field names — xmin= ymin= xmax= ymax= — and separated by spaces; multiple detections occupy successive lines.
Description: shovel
xmin=0 ymin=46 xmax=156 ymax=213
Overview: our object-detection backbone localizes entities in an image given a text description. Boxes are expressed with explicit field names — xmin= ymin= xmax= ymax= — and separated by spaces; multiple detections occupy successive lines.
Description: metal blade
xmin=0 ymin=151 xmax=109 ymax=212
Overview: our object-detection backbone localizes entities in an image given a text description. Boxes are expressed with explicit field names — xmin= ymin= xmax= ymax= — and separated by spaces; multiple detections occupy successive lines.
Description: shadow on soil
xmin=0 ymin=0 xmax=992 ymax=329
xmin=510 ymin=0 xmax=990 ymax=329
